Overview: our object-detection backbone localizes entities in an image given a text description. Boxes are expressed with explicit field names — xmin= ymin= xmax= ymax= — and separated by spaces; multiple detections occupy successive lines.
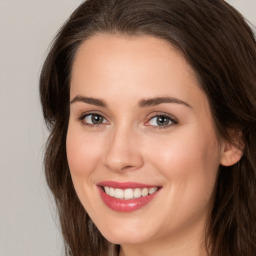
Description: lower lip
xmin=98 ymin=187 xmax=160 ymax=212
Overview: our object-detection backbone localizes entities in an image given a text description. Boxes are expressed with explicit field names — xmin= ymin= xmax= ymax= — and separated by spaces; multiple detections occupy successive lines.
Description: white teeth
xmin=109 ymin=187 xmax=115 ymax=197
xmin=124 ymin=188 xmax=133 ymax=200
xmin=149 ymin=187 xmax=158 ymax=194
xmin=105 ymin=187 xmax=110 ymax=195
xmin=134 ymin=188 xmax=142 ymax=198
xmin=103 ymin=186 xmax=158 ymax=199
xmin=141 ymin=188 xmax=148 ymax=196
xmin=115 ymin=188 xmax=124 ymax=199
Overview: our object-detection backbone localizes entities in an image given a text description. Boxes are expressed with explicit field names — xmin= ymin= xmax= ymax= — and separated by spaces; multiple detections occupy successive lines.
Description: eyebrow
xmin=70 ymin=95 xmax=107 ymax=107
xmin=70 ymin=95 xmax=191 ymax=108
xmin=138 ymin=97 xmax=192 ymax=108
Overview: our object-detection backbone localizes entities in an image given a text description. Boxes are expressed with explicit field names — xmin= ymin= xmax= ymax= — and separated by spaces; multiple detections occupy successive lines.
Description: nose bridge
xmin=103 ymin=122 xmax=143 ymax=172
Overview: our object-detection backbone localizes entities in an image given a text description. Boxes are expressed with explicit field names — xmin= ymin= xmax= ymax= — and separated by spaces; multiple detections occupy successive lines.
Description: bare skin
xmin=66 ymin=34 xmax=242 ymax=256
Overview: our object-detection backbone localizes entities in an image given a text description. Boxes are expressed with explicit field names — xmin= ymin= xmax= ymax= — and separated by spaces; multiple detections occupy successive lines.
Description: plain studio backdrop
xmin=0 ymin=1 xmax=255 ymax=256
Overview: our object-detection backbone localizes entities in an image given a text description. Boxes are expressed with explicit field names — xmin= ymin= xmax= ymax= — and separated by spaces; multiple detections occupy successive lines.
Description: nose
xmin=103 ymin=125 xmax=144 ymax=172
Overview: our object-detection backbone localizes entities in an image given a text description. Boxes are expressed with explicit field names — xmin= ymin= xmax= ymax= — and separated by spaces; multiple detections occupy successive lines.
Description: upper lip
xmin=97 ymin=181 xmax=161 ymax=189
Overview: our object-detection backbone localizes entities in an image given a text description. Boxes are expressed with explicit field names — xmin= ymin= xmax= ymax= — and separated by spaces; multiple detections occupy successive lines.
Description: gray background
xmin=0 ymin=1 xmax=255 ymax=256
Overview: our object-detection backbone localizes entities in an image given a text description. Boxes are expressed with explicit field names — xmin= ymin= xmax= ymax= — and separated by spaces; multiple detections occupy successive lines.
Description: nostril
xmin=122 ymin=165 xmax=135 ymax=170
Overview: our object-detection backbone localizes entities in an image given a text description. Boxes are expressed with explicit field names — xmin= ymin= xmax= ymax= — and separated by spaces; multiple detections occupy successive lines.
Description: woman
xmin=39 ymin=0 xmax=256 ymax=255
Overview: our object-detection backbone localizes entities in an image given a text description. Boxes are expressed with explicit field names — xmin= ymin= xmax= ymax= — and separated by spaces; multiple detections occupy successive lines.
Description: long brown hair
xmin=40 ymin=0 xmax=256 ymax=255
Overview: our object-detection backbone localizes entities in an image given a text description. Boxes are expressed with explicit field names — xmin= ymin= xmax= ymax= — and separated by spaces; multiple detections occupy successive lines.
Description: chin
xmin=98 ymin=224 xmax=155 ymax=245
xmin=104 ymin=234 xmax=148 ymax=245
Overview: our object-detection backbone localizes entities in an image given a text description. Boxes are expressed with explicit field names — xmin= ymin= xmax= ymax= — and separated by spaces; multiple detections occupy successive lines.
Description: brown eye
xmin=147 ymin=114 xmax=177 ymax=128
xmin=91 ymin=114 xmax=103 ymax=124
xmin=82 ymin=114 xmax=108 ymax=125
xmin=156 ymin=116 xmax=170 ymax=126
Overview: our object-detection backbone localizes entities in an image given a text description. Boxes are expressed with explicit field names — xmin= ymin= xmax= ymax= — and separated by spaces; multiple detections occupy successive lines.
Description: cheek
xmin=146 ymin=126 xmax=220 ymax=205
xmin=66 ymin=125 xmax=105 ymax=211
xmin=148 ymin=127 xmax=219 ymax=170
xmin=66 ymin=126 xmax=103 ymax=177
xmin=143 ymin=128 xmax=220 ymax=232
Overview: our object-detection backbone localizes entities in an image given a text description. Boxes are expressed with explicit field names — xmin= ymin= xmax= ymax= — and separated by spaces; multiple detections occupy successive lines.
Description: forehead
xmin=70 ymin=33 xmax=206 ymax=110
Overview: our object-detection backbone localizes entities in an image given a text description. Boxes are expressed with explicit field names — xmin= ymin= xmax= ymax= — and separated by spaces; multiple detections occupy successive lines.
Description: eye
xmin=146 ymin=114 xmax=177 ymax=128
xmin=80 ymin=113 xmax=108 ymax=126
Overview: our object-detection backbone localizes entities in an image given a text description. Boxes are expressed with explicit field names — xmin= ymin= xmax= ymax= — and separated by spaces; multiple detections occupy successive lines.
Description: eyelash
xmin=78 ymin=112 xmax=178 ymax=129
xmin=145 ymin=113 xmax=178 ymax=129
xmin=78 ymin=112 xmax=108 ymax=127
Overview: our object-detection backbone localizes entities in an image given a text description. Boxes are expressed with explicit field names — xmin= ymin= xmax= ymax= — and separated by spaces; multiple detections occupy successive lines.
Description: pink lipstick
xmin=97 ymin=181 xmax=161 ymax=212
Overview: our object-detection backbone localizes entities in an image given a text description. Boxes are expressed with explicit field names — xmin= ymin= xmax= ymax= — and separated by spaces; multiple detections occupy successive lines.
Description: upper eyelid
xmin=145 ymin=115 xmax=177 ymax=127
xmin=84 ymin=113 xmax=108 ymax=121
xmin=79 ymin=111 xmax=109 ymax=121
xmin=79 ymin=113 xmax=110 ymax=127
xmin=146 ymin=112 xmax=178 ymax=122
xmin=78 ymin=111 xmax=178 ymax=125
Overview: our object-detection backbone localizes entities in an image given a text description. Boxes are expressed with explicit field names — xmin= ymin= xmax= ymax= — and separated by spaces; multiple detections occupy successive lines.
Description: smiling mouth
xmin=100 ymin=186 xmax=159 ymax=200
xmin=97 ymin=181 xmax=161 ymax=212
xmin=97 ymin=181 xmax=162 ymax=212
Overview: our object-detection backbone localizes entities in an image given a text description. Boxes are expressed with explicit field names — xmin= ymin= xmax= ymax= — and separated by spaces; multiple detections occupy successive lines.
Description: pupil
xmin=157 ymin=116 xmax=169 ymax=126
xmin=92 ymin=115 xmax=103 ymax=124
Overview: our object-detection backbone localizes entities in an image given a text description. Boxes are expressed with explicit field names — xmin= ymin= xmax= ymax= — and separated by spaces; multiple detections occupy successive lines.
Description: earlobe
xmin=220 ymin=140 xmax=244 ymax=167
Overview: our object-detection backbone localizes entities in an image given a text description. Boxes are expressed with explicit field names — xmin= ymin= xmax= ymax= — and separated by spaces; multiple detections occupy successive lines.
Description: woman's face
xmin=67 ymin=34 xmax=224 ymax=247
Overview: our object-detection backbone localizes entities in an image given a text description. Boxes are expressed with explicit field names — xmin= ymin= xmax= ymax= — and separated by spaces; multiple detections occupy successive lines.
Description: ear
xmin=220 ymin=132 xmax=244 ymax=166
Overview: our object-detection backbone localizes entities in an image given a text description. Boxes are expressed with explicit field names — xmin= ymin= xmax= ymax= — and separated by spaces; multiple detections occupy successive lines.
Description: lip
xmin=97 ymin=181 xmax=161 ymax=212
xmin=97 ymin=181 xmax=159 ymax=189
